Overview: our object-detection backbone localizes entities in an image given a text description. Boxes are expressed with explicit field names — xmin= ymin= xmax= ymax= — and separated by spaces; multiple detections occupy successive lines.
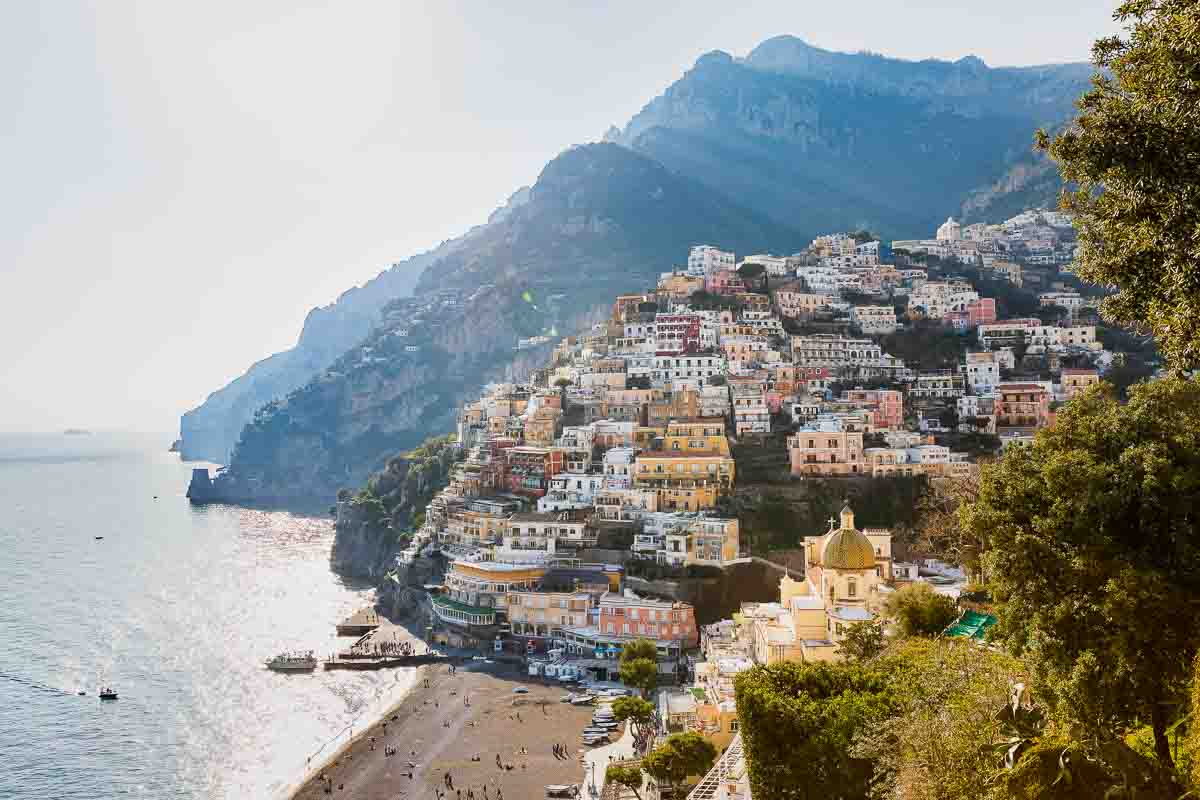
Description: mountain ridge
xmin=179 ymin=35 xmax=1090 ymax=489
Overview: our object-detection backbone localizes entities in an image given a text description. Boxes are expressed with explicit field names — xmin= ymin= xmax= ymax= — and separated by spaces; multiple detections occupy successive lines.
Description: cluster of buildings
xmin=366 ymin=215 xmax=1131 ymax=799
xmin=656 ymin=504 xmax=968 ymax=800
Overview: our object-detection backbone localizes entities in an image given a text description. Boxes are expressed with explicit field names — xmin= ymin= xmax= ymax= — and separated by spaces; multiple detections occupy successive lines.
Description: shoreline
xmin=287 ymin=662 xmax=603 ymax=800
xmin=281 ymin=663 xmax=429 ymax=798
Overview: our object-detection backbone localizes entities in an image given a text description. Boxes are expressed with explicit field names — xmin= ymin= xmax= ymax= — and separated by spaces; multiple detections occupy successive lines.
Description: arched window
xmin=847 ymin=579 xmax=857 ymax=598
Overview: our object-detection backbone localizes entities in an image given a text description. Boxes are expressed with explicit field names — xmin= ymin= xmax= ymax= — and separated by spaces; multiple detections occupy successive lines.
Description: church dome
xmin=822 ymin=527 xmax=876 ymax=570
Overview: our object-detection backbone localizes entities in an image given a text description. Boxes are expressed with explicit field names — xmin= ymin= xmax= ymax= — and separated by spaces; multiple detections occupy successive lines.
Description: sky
xmin=0 ymin=0 xmax=1121 ymax=434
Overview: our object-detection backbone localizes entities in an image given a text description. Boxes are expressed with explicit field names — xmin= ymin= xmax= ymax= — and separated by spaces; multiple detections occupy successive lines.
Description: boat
xmin=99 ymin=687 xmax=118 ymax=700
xmin=582 ymin=734 xmax=609 ymax=746
xmin=546 ymin=785 xmax=579 ymax=798
xmin=265 ymin=651 xmax=318 ymax=672
xmin=569 ymin=694 xmax=595 ymax=706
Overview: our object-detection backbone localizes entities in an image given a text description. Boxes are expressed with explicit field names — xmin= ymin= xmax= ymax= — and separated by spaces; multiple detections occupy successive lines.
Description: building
xmin=790 ymin=335 xmax=882 ymax=368
xmin=775 ymin=285 xmax=833 ymax=319
xmin=787 ymin=415 xmax=865 ymax=476
xmin=436 ymin=561 xmax=548 ymax=630
xmin=634 ymin=450 xmax=735 ymax=511
xmin=506 ymin=590 xmax=594 ymax=640
xmin=745 ymin=505 xmax=894 ymax=664
xmin=908 ymin=372 xmax=966 ymax=399
xmin=995 ymin=383 xmax=1052 ymax=428
xmin=688 ymin=245 xmax=736 ymax=276
xmin=840 ymin=388 xmax=904 ymax=430
xmin=937 ymin=217 xmax=962 ymax=241
xmin=1061 ymin=367 xmax=1100 ymax=399
xmin=597 ymin=593 xmax=699 ymax=648
xmin=963 ymin=351 xmax=1002 ymax=390
xmin=737 ymin=253 xmax=789 ymax=276
xmin=849 ymin=305 xmax=898 ymax=335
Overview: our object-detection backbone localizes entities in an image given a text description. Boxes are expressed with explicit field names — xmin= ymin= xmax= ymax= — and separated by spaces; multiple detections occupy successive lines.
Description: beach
xmin=289 ymin=662 xmax=610 ymax=799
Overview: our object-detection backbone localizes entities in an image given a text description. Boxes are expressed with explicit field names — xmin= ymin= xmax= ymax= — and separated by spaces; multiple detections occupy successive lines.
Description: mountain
xmin=198 ymin=143 xmax=806 ymax=502
xmin=177 ymin=189 xmax=531 ymax=464
xmin=609 ymin=37 xmax=1092 ymax=239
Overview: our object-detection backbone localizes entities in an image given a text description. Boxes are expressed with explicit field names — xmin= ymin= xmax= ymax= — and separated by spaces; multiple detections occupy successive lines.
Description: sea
xmin=0 ymin=432 xmax=417 ymax=800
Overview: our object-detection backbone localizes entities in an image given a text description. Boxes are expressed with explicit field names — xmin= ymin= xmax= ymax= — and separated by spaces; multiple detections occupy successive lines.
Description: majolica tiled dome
xmin=822 ymin=527 xmax=876 ymax=570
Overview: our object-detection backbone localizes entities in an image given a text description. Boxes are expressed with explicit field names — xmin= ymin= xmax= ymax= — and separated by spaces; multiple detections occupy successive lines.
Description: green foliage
xmin=612 ymin=696 xmax=655 ymax=735
xmin=641 ymin=732 xmax=717 ymax=790
xmin=605 ymin=764 xmax=644 ymax=800
xmin=879 ymin=320 xmax=969 ymax=371
xmin=884 ymin=582 xmax=958 ymax=638
xmin=853 ymin=638 xmax=1026 ymax=800
xmin=737 ymin=262 xmax=768 ymax=289
xmin=1038 ymin=0 xmax=1200 ymax=370
xmin=960 ymin=377 xmax=1200 ymax=768
xmin=619 ymin=638 xmax=659 ymax=697
xmin=735 ymin=660 xmax=897 ymax=800
xmin=837 ymin=620 xmax=886 ymax=662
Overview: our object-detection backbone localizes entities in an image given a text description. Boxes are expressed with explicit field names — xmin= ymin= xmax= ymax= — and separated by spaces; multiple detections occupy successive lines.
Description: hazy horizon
xmin=1 ymin=1 xmax=1121 ymax=434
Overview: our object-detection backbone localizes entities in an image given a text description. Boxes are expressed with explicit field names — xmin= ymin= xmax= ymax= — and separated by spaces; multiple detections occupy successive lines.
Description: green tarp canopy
xmin=944 ymin=610 xmax=997 ymax=640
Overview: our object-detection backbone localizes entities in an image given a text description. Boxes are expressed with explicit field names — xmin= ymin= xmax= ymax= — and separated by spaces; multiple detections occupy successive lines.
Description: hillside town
xmin=359 ymin=209 xmax=1139 ymax=798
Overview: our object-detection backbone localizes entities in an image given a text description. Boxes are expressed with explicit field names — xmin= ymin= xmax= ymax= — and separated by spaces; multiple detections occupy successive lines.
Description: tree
xmin=612 ymin=695 xmax=657 ymax=751
xmin=852 ymin=638 xmax=1026 ymax=800
xmin=641 ymin=732 xmax=717 ymax=794
xmin=737 ymin=262 xmax=767 ymax=290
xmin=960 ymin=377 xmax=1200 ymax=769
xmin=884 ymin=582 xmax=958 ymax=638
xmin=1037 ymin=0 xmax=1200 ymax=370
xmin=911 ymin=472 xmax=986 ymax=579
xmin=735 ymin=660 xmax=897 ymax=799
xmin=837 ymin=620 xmax=886 ymax=662
xmin=619 ymin=638 xmax=659 ymax=697
xmin=605 ymin=764 xmax=645 ymax=800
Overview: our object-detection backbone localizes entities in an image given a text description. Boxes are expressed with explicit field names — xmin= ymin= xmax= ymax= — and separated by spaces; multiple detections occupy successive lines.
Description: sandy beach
xmin=290 ymin=661 xmax=611 ymax=800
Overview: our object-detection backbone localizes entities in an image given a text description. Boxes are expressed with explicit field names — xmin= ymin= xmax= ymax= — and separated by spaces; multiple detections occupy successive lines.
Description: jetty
xmin=323 ymin=652 xmax=450 ymax=671
xmin=336 ymin=607 xmax=383 ymax=636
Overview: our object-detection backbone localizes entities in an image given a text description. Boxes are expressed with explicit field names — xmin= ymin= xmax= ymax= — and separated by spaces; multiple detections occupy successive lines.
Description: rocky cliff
xmin=198 ymin=143 xmax=805 ymax=505
xmin=329 ymin=436 xmax=461 ymax=579
xmin=611 ymin=37 xmax=1092 ymax=239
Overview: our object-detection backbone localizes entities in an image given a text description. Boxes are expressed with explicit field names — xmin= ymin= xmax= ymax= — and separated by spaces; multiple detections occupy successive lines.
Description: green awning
xmin=944 ymin=610 xmax=996 ymax=640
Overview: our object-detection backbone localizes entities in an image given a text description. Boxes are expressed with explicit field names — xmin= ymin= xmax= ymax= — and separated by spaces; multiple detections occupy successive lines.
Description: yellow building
xmin=662 ymin=417 xmax=731 ymax=456
xmin=506 ymin=590 xmax=594 ymax=638
xmin=634 ymin=451 xmax=735 ymax=511
xmin=745 ymin=505 xmax=893 ymax=664
xmin=523 ymin=407 xmax=562 ymax=446
xmin=437 ymin=561 xmax=547 ymax=628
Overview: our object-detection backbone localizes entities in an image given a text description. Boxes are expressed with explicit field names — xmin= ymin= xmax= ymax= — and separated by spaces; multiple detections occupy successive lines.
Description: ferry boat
xmin=99 ymin=687 xmax=118 ymax=700
xmin=264 ymin=651 xmax=318 ymax=672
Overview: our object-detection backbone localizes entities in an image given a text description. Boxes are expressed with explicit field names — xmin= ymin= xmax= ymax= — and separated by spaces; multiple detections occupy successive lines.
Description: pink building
xmin=598 ymin=594 xmax=698 ymax=647
xmin=654 ymin=313 xmax=702 ymax=354
xmin=841 ymin=388 xmax=904 ymax=430
xmin=945 ymin=297 xmax=997 ymax=329
xmin=704 ymin=270 xmax=747 ymax=296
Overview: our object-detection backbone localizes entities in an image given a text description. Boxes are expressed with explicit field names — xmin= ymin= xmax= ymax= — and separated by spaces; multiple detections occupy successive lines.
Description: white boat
xmin=569 ymin=694 xmax=596 ymax=706
xmin=265 ymin=651 xmax=318 ymax=672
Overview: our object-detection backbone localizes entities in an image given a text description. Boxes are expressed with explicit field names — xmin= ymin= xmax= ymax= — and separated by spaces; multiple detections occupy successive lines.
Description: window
xmin=847 ymin=579 xmax=857 ymax=598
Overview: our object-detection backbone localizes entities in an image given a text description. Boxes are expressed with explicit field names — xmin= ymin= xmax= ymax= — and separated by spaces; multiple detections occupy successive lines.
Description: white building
xmin=737 ymin=254 xmax=789 ymax=277
xmin=850 ymin=305 xmax=898 ymax=335
xmin=937 ymin=217 xmax=962 ymax=241
xmin=688 ymin=245 xmax=736 ymax=276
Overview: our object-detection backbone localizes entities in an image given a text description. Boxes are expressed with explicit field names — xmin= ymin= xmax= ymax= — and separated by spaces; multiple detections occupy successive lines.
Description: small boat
xmin=265 ymin=651 xmax=318 ymax=672
xmin=546 ymin=785 xmax=579 ymax=798
xmin=582 ymin=735 xmax=609 ymax=746
xmin=99 ymin=687 xmax=118 ymax=700
xmin=94 ymin=536 xmax=104 ymax=540
xmin=569 ymin=694 xmax=595 ymax=706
